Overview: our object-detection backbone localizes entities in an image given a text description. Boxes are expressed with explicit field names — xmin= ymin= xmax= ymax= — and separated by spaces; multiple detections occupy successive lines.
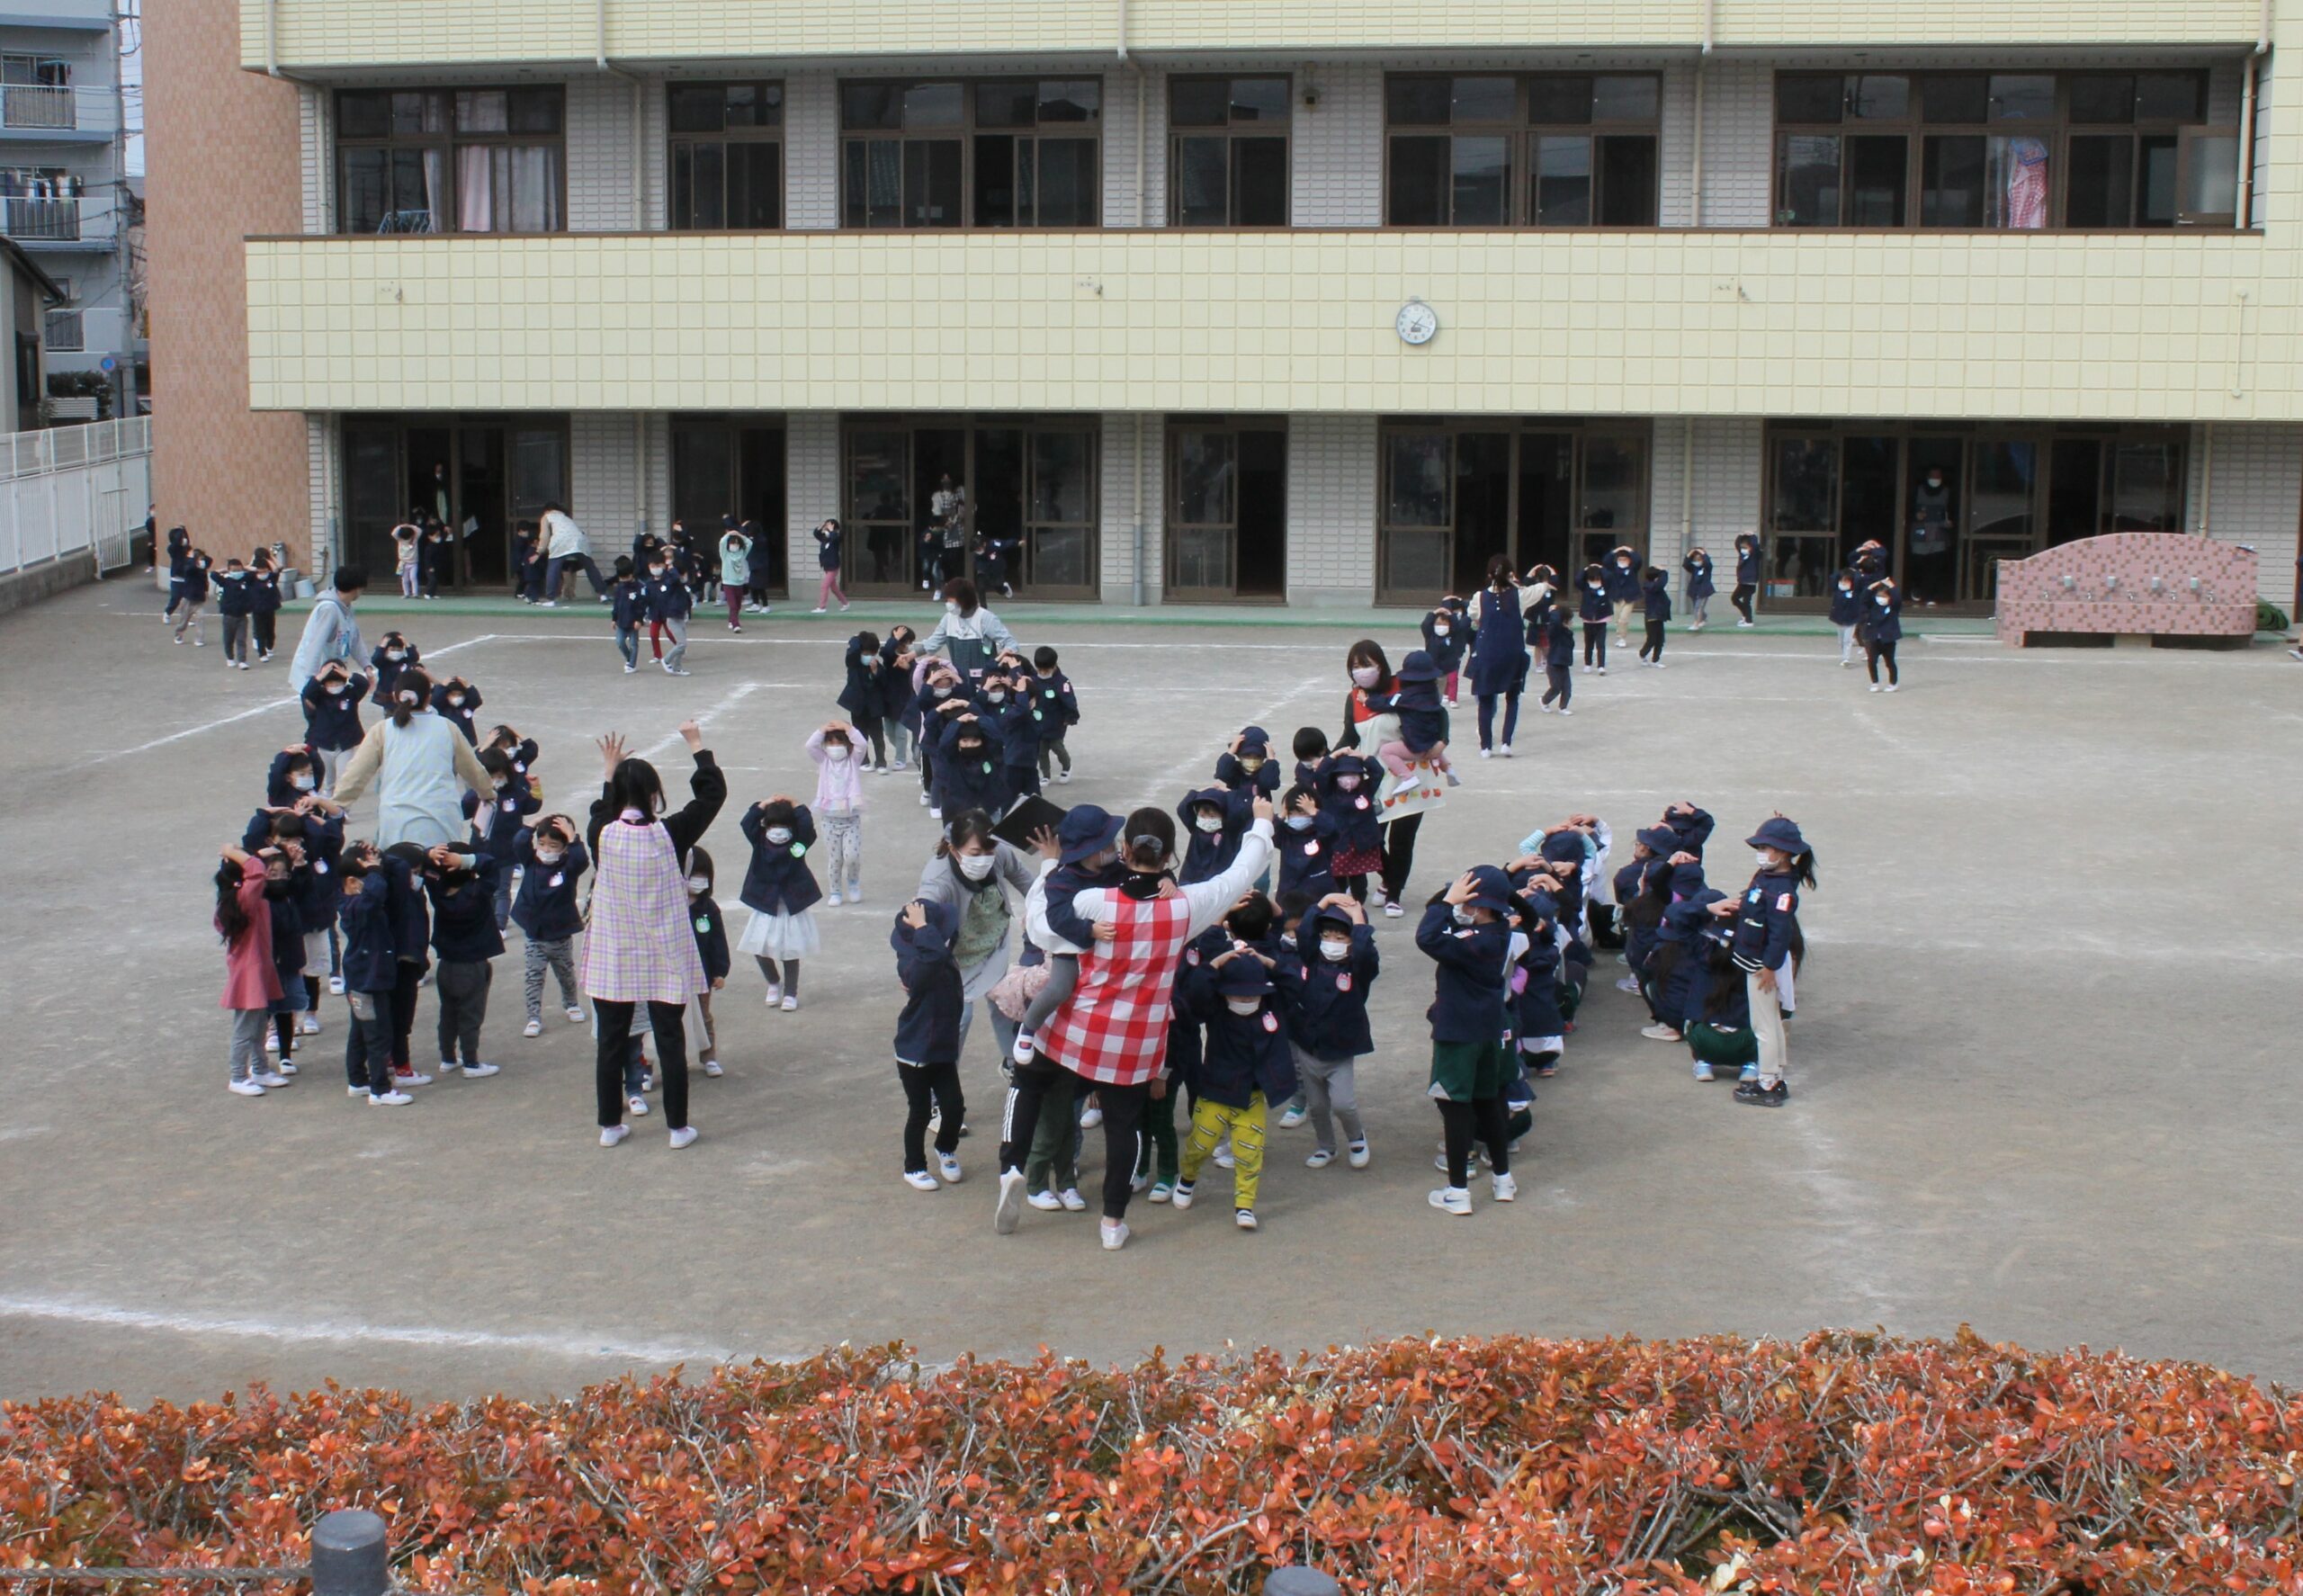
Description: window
xmin=1169 ymin=77 xmax=1289 ymax=226
xmin=671 ymin=417 xmax=788 ymax=591
xmin=336 ymin=87 xmax=564 ymax=235
xmin=840 ymin=78 xmax=1100 ymax=229
xmin=1385 ymin=74 xmax=1659 ymax=227
xmin=1773 ymin=70 xmax=2227 ymax=229
xmin=1376 ymin=422 xmax=1650 ymax=601
xmin=668 ymin=82 xmax=782 ymax=230
xmin=42 ymin=309 xmax=82 ymax=351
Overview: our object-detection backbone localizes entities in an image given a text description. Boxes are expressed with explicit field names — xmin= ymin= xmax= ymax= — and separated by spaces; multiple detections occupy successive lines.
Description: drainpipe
xmin=1133 ymin=414 xmax=1146 ymax=605
xmin=264 ymin=0 xmax=279 ymax=75
xmin=633 ymin=413 xmax=647 ymax=537
xmin=2198 ymin=421 xmax=2214 ymax=538
xmin=1119 ymin=0 xmax=1147 ymax=227
xmin=1680 ymin=417 xmax=1695 ymax=558
xmin=1689 ymin=0 xmax=1713 ymax=223
xmin=594 ymin=0 xmax=646 ymax=229
xmin=2238 ymin=55 xmax=2261 ymax=229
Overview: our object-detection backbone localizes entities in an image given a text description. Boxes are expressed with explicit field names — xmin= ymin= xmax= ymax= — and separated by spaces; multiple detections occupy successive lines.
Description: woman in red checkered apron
xmin=582 ymin=720 xmax=727 ymax=1150
xmin=996 ymin=798 xmax=1277 ymax=1250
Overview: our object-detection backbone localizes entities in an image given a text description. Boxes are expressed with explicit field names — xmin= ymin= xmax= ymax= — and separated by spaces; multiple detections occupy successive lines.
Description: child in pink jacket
xmin=217 ymin=845 xmax=290 ymax=1097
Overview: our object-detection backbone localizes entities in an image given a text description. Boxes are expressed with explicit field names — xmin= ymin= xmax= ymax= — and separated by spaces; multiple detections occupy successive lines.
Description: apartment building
xmin=1 ymin=0 xmax=130 ymax=411
xmin=196 ymin=0 xmax=2303 ymax=611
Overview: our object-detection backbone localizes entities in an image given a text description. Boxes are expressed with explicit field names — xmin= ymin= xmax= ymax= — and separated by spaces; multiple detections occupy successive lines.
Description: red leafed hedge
xmin=4 ymin=1330 xmax=2303 ymax=1594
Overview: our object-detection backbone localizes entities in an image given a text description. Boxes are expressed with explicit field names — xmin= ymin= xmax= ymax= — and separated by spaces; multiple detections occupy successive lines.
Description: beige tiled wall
xmin=1286 ymin=416 xmax=1378 ymax=605
xmin=1098 ymin=413 xmax=1163 ymax=604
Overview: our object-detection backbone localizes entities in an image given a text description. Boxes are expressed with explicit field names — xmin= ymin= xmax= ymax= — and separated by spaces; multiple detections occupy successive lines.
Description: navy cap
xmin=1236 ymin=724 xmax=1272 ymax=758
xmin=1635 ymin=825 xmax=1680 ymax=854
xmin=1519 ymin=889 xmax=1559 ymax=923
xmin=1745 ymin=816 xmax=1807 ymax=855
xmin=1313 ymin=905 xmax=1358 ymax=931
xmin=1394 ymin=650 xmax=1445 ymax=683
xmin=1669 ymin=860 xmax=1707 ymax=897
xmin=1056 ymin=804 xmax=1125 ymax=865
xmin=1465 ymin=864 xmax=1515 ymax=912
xmin=1214 ymin=957 xmax=1274 ymax=996
xmin=1539 ymin=830 xmax=1586 ymax=865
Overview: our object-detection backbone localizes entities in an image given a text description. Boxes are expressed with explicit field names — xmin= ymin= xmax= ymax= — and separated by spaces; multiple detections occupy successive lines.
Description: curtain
xmin=422 ymin=148 xmax=446 ymax=233
xmin=456 ymin=144 xmax=492 ymax=232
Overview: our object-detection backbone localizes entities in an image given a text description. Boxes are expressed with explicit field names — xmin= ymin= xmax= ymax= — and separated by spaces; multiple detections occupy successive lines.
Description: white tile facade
xmin=570 ymin=412 xmax=642 ymax=540
xmin=566 ymin=76 xmax=641 ymax=232
xmin=784 ymin=71 xmax=839 ymax=229
xmin=1097 ymin=413 xmax=1164 ymax=603
xmin=2186 ymin=421 xmax=2303 ymax=605
xmin=1286 ymin=415 xmax=1377 ymax=604
xmin=1293 ymin=65 xmax=1382 ymax=227
xmin=785 ymin=412 xmax=840 ymax=590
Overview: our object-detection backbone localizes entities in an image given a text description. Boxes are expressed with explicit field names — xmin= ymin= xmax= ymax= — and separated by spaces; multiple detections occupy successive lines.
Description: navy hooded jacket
xmin=891 ymin=898 xmax=963 ymax=1064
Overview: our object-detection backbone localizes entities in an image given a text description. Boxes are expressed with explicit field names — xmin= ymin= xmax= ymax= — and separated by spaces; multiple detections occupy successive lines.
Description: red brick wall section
xmin=1994 ymin=533 xmax=2260 ymax=645
xmin=143 ymin=0 xmax=309 ymax=565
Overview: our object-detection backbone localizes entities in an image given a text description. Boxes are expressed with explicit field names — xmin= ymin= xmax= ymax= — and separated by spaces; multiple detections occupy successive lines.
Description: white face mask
xmin=1752 ymin=850 xmax=1775 ymax=868
xmin=1588 ymin=582 xmax=1602 ymax=591
xmin=1194 ymin=814 xmax=1224 ymax=834
xmin=765 ymin=826 xmax=793 ymax=846
xmin=945 ymin=601 xmax=961 ymax=615
xmin=687 ymin=877 xmax=711 ymax=893
xmin=386 ymin=650 xmax=405 ymax=661
xmin=987 ymin=690 xmax=1007 ymax=704
xmin=1433 ymin=624 xmax=1450 ymax=637
xmin=1350 ymin=666 xmax=1380 ymax=688
xmin=825 ymin=747 xmax=851 ymax=763
xmin=1877 ymin=596 xmax=1891 ymax=607
xmin=1224 ymin=997 xmax=1263 ymax=1017
xmin=448 ymin=694 xmax=466 ymax=707
xmin=1452 ymin=906 xmax=1478 ymax=928
xmin=954 ymin=851 xmax=996 ymax=881
xmin=1336 ymin=774 xmax=1360 ymax=792
xmin=327 ymin=682 xmax=348 ymax=695
xmin=1838 ymin=584 xmax=1852 ymax=593
xmin=291 ymin=775 xmax=315 ymax=792
xmin=1320 ymin=938 xmax=1350 ymax=963
xmin=1285 ymin=814 xmax=1313 ymax=831
xmin=534 ymin=848 xmax=563 ymax=865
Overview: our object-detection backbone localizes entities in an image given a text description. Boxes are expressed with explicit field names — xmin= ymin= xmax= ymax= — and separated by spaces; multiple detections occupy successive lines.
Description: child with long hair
xmin=216 ymin=844 xmax=290 ymax=1096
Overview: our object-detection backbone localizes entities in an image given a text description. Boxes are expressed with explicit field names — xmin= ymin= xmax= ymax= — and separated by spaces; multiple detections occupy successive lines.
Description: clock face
xmin=1396 ymin=302 xmax=1438 ymax=345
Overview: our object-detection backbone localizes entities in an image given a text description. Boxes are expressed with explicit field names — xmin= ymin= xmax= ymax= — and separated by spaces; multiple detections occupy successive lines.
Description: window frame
xmin=1382 ymin=72 xmax=1662 ymax=229
xmin=838 ymin=76 xmax=1104 ymax=231
xmin=333 ymin=86 xmax=569 ymax=237
xmin=1165 ymin=416 xmax=1289 ymax=602
xmin=667 ymin=80 xmax=784 ymax=232
xmin=1770 ymin=68 xmax=2227 ymax=231
xmin=1166 ymin=75 xmax=1293 ymax=228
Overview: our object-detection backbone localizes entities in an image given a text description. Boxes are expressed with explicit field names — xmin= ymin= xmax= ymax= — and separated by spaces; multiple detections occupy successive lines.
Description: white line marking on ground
xmin=637 ymin=681 xmax=761 ymax=758
xmin=0 ymin=1296 xmax=736 ymax=1367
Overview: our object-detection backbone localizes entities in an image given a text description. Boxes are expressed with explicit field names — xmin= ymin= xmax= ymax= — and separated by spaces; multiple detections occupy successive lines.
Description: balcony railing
xmin=3 ymin=194 xmax=80 ymax=240
xmin=1 ymin=83 xmax=75 ymax=130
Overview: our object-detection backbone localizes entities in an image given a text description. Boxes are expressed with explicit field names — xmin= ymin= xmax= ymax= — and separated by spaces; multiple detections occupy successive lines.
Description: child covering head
xmin=1374 ymin=650 xmax=1454 ymax=782
xmin=1011 ymin=804 xmax=1131 ymax=1066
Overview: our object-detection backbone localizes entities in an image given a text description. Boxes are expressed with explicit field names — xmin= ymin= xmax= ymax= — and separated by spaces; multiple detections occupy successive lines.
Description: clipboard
xmin=990 ymin=794 xmax=1068 ymax=854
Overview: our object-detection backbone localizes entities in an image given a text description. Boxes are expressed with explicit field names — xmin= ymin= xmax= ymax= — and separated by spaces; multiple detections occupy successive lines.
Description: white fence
xmin=0 ymin=417 xmax=151 ymax=578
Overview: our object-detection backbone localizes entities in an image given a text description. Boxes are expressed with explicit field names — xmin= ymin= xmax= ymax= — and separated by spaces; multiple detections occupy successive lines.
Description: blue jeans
xmin=615 ymin=625 xmax=639 ymax=668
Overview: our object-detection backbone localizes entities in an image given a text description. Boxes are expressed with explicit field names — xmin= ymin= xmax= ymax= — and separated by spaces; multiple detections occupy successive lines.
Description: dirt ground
xmin=2 ymin=582 xmax=2297 ymax=1403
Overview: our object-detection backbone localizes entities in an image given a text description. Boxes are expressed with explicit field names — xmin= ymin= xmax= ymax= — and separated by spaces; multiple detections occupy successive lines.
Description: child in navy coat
xmin=686 ymin=845 xmax=731 ymax=1078
xmin=738 ymin=796 xmax=821 ymax=1009
xmin=1214 ymin=725 xmax=1281 ymax=800
xmin=171 ymin=549 xmax=212 ymax=647
xmin=1861 ymin=578 xmax=1904 ymax=691
xmin=892 ymin=896 xmax=967 ymax=1189
xmin=511 ymin=814 xmax=587 ymax=1036
xmin=1374 ymin=651 xmax=1455 ymax=782
xmin=1828 ymin=567 xmax=1864 ymax=667
xmin=1538 ymin=611 xmax=1576 ymax=714
xmin=336 ymin=845 xmax=409 ymax=1105
xmin=1178 ymin=784 xmax=1253 ymax=885
xmin=1274 ymin=785 xmax=1339 ymax=902
xmin=609 ymin=557 xmax=647 ymax=674
xmin=1602 ymin=545 xmax=1642 ymax=647
xmin=1681 ymin=546 xmax=1717 ymax=631
xmin=1577 ymin=565 xmax=1611 ymax=674
xmin=1030 ymin=645 xmax=1080 ymax=784
xmin=1418 ymin=865 xmax=1519 ymax=1215
xmin=1288 ymin=898 xmax=1377 ymax=1170
xmin=371 ymin=632 xmax=420 ymax=703
xmin=1731 ymin=533 xmax=1763 ymax=626
xmin=300 ymin=660 xmax=370 ymax=796
xmin=1173 ymin=950 xmax=1299 ymax=1231
xmin=425 ymin=842 xmax=503 ymax=1080
xmin=1315 ymin=752 xmax=1384 ymax=903
xmin=431 ymin=676 xmax=483 ymax=743
xmin=1637 ymin=566 xmax=1672 ymax=667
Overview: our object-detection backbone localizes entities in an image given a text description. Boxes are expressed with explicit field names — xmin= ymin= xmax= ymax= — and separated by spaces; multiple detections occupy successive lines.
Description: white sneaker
xmin=1277 ymin=1103 xmax=1306 ymax=1129
xmin=1737 ymin=619 xmax=1755 ymax=629
xmin=1304 ymin=1148 xmax=1335 ymax=1170
xmin=1652 ymin=660 xmax=1666 ymax=669
xmin=1348 ymin=1140 xmax=1371 ymax=1170
xmin=1212 ymin=1140 xmax=1236 ymax=1170
xmin=1056 ymin=770 xmax=1071 ymax=785
xmin=1885 ymin=683 xmax=1899 ymax=693
xmin=1080 ymin=1104 xmax=1104 ymax=1129
xmin=847 ymin=886 xmax=862 ymax=903
xmin=1232 ymin=1206 xmax=1259 ymax=1232
xmin=781 ymin=994 xmax=798 ymax=1012
xmin=566 ymin=1005 xmax=587 ymax=1022
xmin=703 ymin=1059 xmax=723 ymax=1077
xmin=264 ymin=1029 xmax=281 ymax=1053
xmin=892 ymin=759 xmax=909 ymax=772
xmin=1868 ymin=682 xmax=1882 ymax=693
xmin=1491 ymin=1172 xmax=1519 ymax=1202
xmin=665 ymin=666 xmax=691 ymax=677
xmin=828 ymin=891 xmax=843 ymax=907
xmin=1479 ymin=748 xmax=1492 ymax=760
xmin=1615 ymin=975 xmax=1643 ymax=994
xmin=1012 ymin=1031 xmax=1038 ymax=1065
xmin=928 ymin=807 xmax=942 ymax=820
xmin=1169 ymin=1180 xmax=1196 ymax=1210
xmin=461 ymin=1062 xmax=500 ymax=1079
xmin=347 ymin=1084 xmax=368 ymax=1097
xmin=1640 ymin=1025 xmax=1682 ymax=1042
xmin=764 ymin=985 xmax=782 ymax=1007
xmin=628 ymin=1094 xmax=649 ymax=1116
xmin=228 ymin=1079 xmax=265 ymax=1097
xmin=1027 ymin=1189 xmax=1062 ymax=1211
xmin=937 ymin=1152 xmax=963 ymax=1184
xmin=1149 ymin=1181 xmax=1174 ymax=1203
xmin=1559 ymin=707 xmax=1573 ymax=716
xmin=1058 ymin=1187 xmax=1088 ymax=1212
xmin=1383 ymin=899 xmax=1404 ymax=919
xmin=252 ymin=1071 xmax=291 ymax=1088
xmin=623 ymin=662 xmax=636 ymax=674
xmin=368 ymin=1089 xmax=413 ymax=1107
xmin=1499 ymin=744 xmax=1514 ymax=758
xmin=1429 ymin=1186 xmax=1472 ymax=1215
xmin=905 ymin=1170 xmax=941 ymax=1191
xmin=396 ymin=1068 xmax=433 ymax=1086
xmin=1541 ymin=704 xmax=1557 ymax=714
xmin=275 ymin=1061 xmax=299 ymax=1076
xmin=811 ymin=606 xmax=828 ymax=614
xmin=994 ymin=1169 xmax=1026 ymax=1233
xmin=1597 ymin=666 xmax=1608 ymax=676
xmin=919 ymin=791 xmax=929 ymax=807
xmin=299 ymin=1016 xmax=321 ymax=1035
xmin=524 ymin=1019 xmax=543 ymax=1037
xmin=668 ymin=1125 xmax=699 ymax=1150
xmin=328 ymin=975 xmax=345 ymax=995
xmin=1101 ymin=1219 xmax=1129 ymax=1251
xmin=600 ymin=1125 xmax=630 ymax=1148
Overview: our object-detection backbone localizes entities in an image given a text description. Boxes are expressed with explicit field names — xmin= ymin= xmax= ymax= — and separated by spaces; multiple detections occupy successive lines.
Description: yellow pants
xmin=1179 ymin=1091 xmax=1268 ymax=1210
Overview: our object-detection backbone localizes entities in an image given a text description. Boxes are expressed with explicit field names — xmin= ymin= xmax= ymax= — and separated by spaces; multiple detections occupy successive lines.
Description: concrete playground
xmin=0 ymin=582 xmax=2297 ymax=1403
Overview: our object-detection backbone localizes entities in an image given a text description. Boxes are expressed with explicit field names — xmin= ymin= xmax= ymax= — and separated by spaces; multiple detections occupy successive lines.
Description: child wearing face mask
xmin=648 ymin=554 xmax=694 ymax=677
xmin=811 ymin=517 xmax=851 ymax=614
xmin=1177 ymin=785 xmax=1253 ymax=886
xmin=1828 ymin=566 xmax=1864 ymax=667
xmin=1275 ymin=785 xmax=1340 ymax=902
xmin=1861 ymin=578 xmax=1903 ymax=692
xmin=686 ymin=846 xmax=730 ymax=1078
xmin=1316 ymin=751 xmax=1384 ymax=905
xmin=370 ymin=632 xmax=421 ymax=703
xmin=1419 ymin=865 xmax=1519 ymax=1215
xmin=805 ymin=722 xmax=866 ymax=905
xmin=738 ymin=795 xmax=822 ymax=1010
xmin=1731 ymin=533 xmax=1763 ymax=627
xmin=1012 ymin=804 xmax=1131 ymax=1071
xmin=425 ymin=841 xmax=504 ymax=1080
xmin=1288 ymin=897 xmax=1377 ymax=1170
xmin=213 ymin=556 xmax=255 ymax=669
xmin=982 ymin=666 xmax=1044 ymax=801
xmin=1637 ymin=565 xmax=1671 ymax=668
xmin=1731 ymin=816 xmax=1814 ymax=1107
xmin=1171 ymin=946 xmax=1298 ymax=1232
xmin=431 ymin=675 xmax=484 ymax=743
xmin=609 ymin=557 xmax=647 ymax=674
xmin=1681 ymin=546 xmax=1716 ymax=632
xmin=1577 ymin=564 xmax=1610 ymax=674
xmin=892 ymin=896 xmax=967 ymax=1191
xmin=1421 ymin=600 xmax=1467 ymax=709
xmin=300 ymin=660 xmax=371 ymax=797
xmin=466 ymin=748 xmax=539 ymax=929
xmin=1031 ymin=646 xmax=1079 ymax=785
xmin=216 ymin=844 xmax=290 ymax=1096
xmin=1215 ymin=726 xmax=1282 ymax=801
xmin=1603 ymin=545 xmax=1642 ymax=649
xmin=512 ymin=814 xmax=588 ymax=1036
xmin=171 ymin=548 xmax=213 ymax=647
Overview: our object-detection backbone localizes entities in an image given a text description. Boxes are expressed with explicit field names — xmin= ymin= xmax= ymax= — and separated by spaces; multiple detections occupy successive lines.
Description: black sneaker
xmin=1733 ymin=1080 xmax=1788 ymax=1107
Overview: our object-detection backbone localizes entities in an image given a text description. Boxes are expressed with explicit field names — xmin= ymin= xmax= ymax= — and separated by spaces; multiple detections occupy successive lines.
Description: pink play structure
xmin=1994 ymin=533 xmax=2259 ymax=648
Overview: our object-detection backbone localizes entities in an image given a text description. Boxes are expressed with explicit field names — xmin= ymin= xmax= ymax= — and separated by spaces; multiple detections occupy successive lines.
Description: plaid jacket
xmin=1040 ymin=891 xmax=1193 ymax=1087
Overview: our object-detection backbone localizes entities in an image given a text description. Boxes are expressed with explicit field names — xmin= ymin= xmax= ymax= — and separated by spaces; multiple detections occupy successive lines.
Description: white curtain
xmin=456 ymin=145 xmax=492 ymax=232
xmin=455 ymin=145 xmax=559 ymax=232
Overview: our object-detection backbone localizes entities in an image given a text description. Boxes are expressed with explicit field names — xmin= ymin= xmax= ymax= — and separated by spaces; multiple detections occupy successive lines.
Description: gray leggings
xmin=661 ymin=615 xmax=690 ymax=671
xmin=221 ymin=614 xmax=250 ymax=663
xmin=228 ymin=1007 xmax=269 ymax=1083
xmin=1292 ymin=1045 xmax=1365 ymax=1153
xmin=1018 ymin=953 xmax=1079 ymax=1036
xmin=524 ymin=936 xmax=578 ymax=1020
xmin=317 ymin=745 xmax=351 ymax=797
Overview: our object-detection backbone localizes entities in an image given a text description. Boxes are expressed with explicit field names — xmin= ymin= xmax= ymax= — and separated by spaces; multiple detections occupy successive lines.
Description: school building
xmin=152 ymin=0 xmax=2303 ymax=612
